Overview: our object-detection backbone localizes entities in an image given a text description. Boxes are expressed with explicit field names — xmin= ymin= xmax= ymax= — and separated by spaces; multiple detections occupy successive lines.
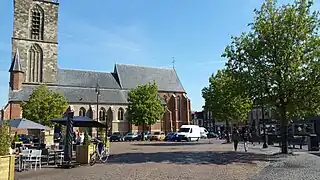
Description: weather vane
xmin=172 ymin=56 xmax=175 ymax=69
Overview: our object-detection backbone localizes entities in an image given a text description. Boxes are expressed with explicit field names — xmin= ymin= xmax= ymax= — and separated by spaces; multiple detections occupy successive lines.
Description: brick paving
xmin=16 ymin=140 xmax=279 ymax=180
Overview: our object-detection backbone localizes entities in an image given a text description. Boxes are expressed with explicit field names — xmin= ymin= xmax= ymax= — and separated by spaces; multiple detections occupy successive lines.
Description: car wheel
xmin=196 ymin=138 xmax=199 ymax=142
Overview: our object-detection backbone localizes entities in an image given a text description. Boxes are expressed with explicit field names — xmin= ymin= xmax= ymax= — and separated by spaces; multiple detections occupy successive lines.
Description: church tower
xmin=10 ymin=0 xmax=59 ymax=87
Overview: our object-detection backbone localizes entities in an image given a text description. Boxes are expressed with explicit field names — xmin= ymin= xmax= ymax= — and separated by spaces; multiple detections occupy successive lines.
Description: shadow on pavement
xmin=108 ymin=151 xmax=278 ymax=165
xmin=133 ymin=142 xmax=212 ymax=147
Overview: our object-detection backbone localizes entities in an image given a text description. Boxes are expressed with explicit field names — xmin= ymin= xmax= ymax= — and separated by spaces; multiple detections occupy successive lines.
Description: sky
xmin=0 ymin=0 xmax=319 ymax=111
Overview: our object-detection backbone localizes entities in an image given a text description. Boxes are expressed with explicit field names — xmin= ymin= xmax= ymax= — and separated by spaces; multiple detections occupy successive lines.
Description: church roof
xmin=115 ymin=64 xmax=185 ymax=92
xmin=9 ymin=84 xmax=167 ymax=104
xmin=9 ymin=85 xmax=129 ymax=104
xmin=57 ymin=69 xmax=121 ymax=89
xmin=9 ymin=49 xmax=23 ymax=72
xmin=8 ymin=63 xmax=184 ymax=104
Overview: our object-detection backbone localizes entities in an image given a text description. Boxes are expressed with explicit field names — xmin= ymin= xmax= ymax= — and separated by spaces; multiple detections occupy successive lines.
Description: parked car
xmin=207 ymin=132 xmax=218 ymax=138
xmin=110 ymin=132 xmax=124 ymax=142
xmin=150 ymin=131 xmax=165 ymax=141
xmin=123 ymin=132 xmax=139 ymax=141
xmin=164 ymin=132 xmax=178 ymax=141
xmin=200 ymin=127 xmax=209 ymax=139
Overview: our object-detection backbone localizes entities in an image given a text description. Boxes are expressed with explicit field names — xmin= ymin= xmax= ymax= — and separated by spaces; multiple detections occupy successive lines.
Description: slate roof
xmin=57 ymin=69 xmax=121 ymax=89
xmin=9 ymin=85 xmax=167 ymax=105
xmin=9 ymin=64 xmax=184 ymax=104
xmin=9 ymin=48 xmax=23 ymax=72
xmin=9 ymin=85 xmax=129 ymax=104
xmin=115 ymin=64 xmax=185 ymax=92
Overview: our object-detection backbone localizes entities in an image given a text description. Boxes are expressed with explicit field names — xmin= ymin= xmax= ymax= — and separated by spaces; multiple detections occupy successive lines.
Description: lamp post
xmin=261 ymin=101 xmax=268 ymax=148
xmin=95 ymin=83 xmax=100 ymax=139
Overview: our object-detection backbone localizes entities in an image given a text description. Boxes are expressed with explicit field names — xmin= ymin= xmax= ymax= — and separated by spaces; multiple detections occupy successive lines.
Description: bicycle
xmin=89 ymin=139 xmax=110 ymax=166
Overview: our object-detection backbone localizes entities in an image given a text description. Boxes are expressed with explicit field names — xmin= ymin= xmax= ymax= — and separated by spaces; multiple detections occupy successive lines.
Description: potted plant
xmin=0 ymin=123 xmax=15 ymax=180
xmin=76 ymin=130 xmax=94 ymax=164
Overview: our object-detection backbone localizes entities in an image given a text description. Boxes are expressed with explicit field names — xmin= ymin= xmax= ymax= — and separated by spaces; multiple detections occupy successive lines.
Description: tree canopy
xmin=22 ymin=85 xmax=68 ymax=127
xmin=127 ymin=82 xmax=165 ymax=129
xmin=223 ymin=0 xmax=320 ymax=153
xmin=202 ymin=68 xmax=253 ymax=124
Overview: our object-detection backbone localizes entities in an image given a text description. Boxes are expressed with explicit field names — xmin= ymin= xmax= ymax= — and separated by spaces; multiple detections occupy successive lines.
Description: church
xmin=2 ymin=0 xmax=191 ymax=136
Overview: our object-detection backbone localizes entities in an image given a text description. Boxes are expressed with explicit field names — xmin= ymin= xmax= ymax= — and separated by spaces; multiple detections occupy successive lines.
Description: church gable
xmin=114 ymin=64 xmax=185 ymax=92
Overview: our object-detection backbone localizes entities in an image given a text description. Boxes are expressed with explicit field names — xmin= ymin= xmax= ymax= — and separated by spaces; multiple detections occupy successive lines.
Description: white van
xmin=199 ymin=127 xmax=209 ymax=139
xmin=176 ymin=125 xmax=201 ymax=142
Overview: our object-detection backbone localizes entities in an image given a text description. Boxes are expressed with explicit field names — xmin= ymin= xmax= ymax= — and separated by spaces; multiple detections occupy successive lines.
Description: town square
xmin=0 ymin=0 xmax=320 ymax=180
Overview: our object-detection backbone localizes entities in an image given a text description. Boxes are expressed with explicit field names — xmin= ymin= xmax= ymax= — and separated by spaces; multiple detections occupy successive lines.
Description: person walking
xmin=242 ymin=127 xmax=250 ymax=152
xmin=232 ymin=127 xmax=240 ymax=151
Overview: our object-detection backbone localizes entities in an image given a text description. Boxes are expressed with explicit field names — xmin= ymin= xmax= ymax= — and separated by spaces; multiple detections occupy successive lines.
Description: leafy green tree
xmin=223 ymin=0 xmax=320 ymax=153
xmin=127 ymin=82 xmax=165 ymax=140
xmin=22 ymin=85 xmax=68 ymax=127
xmin=202 ymin=68 xmax=253 ymax=143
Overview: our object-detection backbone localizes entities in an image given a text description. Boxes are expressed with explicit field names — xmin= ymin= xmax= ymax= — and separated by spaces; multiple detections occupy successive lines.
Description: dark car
xmin=110 ymin=132 xmax=124 ymax=142
xmin=207 ymin=132 xmax=218 ymax=138
xmin=164 ymin=132 xmax=178 ymax=141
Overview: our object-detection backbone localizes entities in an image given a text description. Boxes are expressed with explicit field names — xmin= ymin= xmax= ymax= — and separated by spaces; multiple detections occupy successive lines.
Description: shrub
xmin=83 ymin=130 xmax=90 ymax=146
xmin=0 ymin=124 xmax=12 ymax=156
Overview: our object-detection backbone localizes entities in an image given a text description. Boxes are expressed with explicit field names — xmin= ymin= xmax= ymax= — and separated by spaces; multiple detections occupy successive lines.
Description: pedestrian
xmin=232 ymin=127 xmax=240 ymax=151
xmin=242 ymin=127 xmax=250 ymax=152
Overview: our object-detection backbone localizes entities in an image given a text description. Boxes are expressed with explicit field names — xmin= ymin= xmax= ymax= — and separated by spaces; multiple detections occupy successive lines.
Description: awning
xmin=0 ymin=118 xmax=50 ymax=130
xmin=50 ymin=116 xmax=106 ymax=127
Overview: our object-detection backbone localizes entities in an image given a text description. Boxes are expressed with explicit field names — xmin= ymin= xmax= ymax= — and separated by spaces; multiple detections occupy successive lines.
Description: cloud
xmin=59 ymin=20 xmax=146 ymax=53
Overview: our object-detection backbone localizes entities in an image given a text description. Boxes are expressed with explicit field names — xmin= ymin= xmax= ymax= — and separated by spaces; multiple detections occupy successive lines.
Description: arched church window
xmin=27 ymin=44 xmax=43 ymax=83
xmin=99 ymin=107 xmax=107 ymax=121
xmin=30 ymin=5 xmax=44 ymax=40
xmin=79 ymin=107 xmax=86 ymax=116
xmin=118 ymin=108 xmax=124 ymax=120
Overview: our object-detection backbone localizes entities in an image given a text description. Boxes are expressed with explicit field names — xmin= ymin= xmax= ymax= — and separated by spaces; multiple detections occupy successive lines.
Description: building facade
xmin=191 ymin=111 xmax=215 ymax=132
xmin=3 ymin=0 xmax=191 ymax=135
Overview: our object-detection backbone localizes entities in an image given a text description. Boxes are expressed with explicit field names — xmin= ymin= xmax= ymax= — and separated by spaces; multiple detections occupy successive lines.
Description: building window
xmin=99 ymin=107 xmax=107 ymax=121
xmin=177 ymin=96 xmax=181 ymax=121
xmin=118 ymin=108 xmax=124 ymax=120
xmin=27 ymin=44 xmax=43 ymax=82
xmin=79 ymin=107 xmax=86 ymax=116
xmin=30 ymin=5 xmax=44 ymax=40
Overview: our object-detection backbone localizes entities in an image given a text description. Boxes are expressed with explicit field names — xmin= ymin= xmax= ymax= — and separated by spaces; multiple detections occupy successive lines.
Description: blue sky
xmin=0 ymin=0 xmax=319 ymax=111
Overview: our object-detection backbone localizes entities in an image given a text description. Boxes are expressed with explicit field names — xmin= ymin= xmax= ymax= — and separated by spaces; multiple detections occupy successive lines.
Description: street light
xmin=95 ymin=83 xmax=100 ymax=139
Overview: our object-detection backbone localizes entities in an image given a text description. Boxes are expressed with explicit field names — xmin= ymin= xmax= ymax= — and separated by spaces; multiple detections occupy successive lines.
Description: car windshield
xmin=179 ymin=128 xmax=190 ymax=133
xmin=126 ymin=133 xmax=133 ymax=136
xmin=168 ymin=133 xmax=174 ymax=135
xmin=153 ymin=132 xmax=160 ymax=135
xmin=113 ymin=132 xmax=121 ymax=135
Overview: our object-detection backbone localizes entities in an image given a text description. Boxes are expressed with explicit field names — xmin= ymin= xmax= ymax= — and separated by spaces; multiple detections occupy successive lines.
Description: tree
xmin=202 ymin=68 xmax=253 ymax=143
xmin=223 ymin=0 xmax=320 ymax=153
xmin=127 ymin=82 xmax=165 ymax=139
xmin=22 ymin=85 xmax=68 ymax=127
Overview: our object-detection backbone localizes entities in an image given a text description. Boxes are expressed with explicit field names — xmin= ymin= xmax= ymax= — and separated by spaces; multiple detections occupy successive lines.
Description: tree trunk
xmin=142 ymin=123 xmax=145 ymax=141
xmin=280 ymin=106 xmax=288 ymax=154
xmin=226 ymin=119 xmax=231 ymax=143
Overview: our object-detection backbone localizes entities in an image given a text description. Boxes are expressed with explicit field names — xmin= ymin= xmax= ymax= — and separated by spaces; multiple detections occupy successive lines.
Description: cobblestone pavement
xmin=251 ymin=152 xmax=320 ymax=180
xmin=16 ymin=140 xmax=279 ymax=180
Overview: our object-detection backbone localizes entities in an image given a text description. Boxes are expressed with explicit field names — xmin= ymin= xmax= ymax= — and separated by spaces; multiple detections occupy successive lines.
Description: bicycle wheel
xmin=89 ymin=152 xmax=97 ymax=166
xmin=100 ymin=148 xmax=110 ymax=163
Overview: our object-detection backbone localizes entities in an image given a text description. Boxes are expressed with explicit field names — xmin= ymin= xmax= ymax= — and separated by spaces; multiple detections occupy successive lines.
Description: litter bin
xmin=267 ymin=134 xmax=274 ymax=145
xmin=308 ymin=134 xmax=319 ymax=151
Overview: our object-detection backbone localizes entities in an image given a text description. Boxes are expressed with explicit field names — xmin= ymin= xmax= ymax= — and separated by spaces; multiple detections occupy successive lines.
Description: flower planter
xmin=76 ymin=145 xmax=94 ymax=164
xmin=0 ymin=155 xmax=15 ymax=180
